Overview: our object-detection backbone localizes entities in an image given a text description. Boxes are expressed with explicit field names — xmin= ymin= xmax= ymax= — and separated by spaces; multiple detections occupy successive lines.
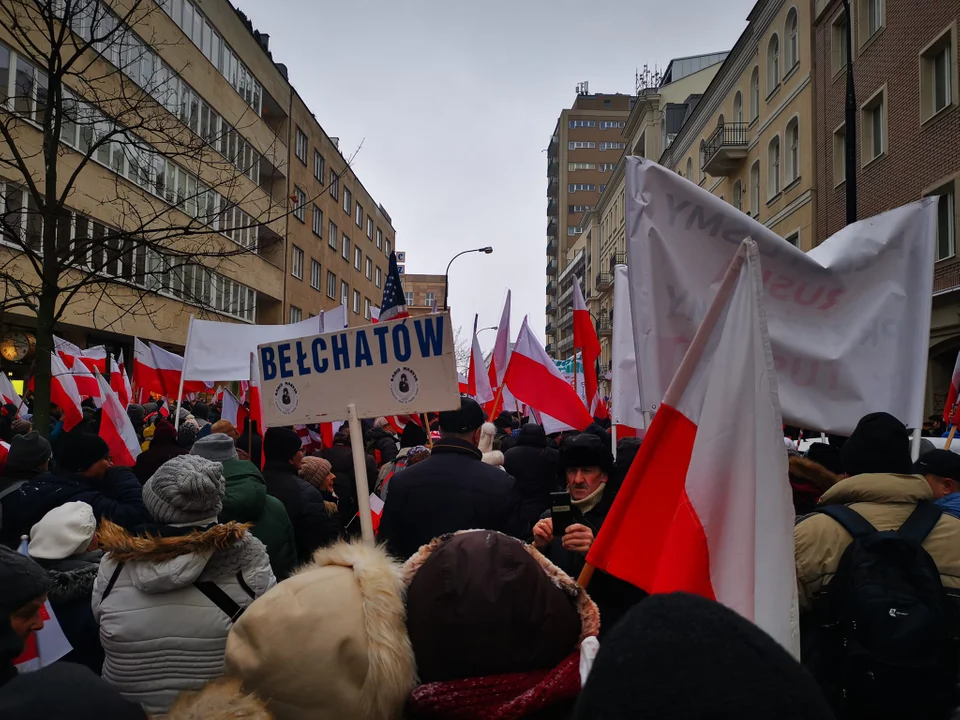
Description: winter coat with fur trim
xmin=91 ymin=520 xmax=275 ymax=716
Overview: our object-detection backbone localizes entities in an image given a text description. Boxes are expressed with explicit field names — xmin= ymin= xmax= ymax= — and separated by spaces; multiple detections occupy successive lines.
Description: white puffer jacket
xmin=91 ymin=519 xmax=275 ymax=715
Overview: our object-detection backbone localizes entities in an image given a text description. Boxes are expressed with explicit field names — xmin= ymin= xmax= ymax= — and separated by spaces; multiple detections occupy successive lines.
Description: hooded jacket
xmin=218 ymin=459 xmax=298 ymax=580
xmin=503 ymin=424 xmax=561 ymax=538
xmin=91 ymin=520 xmax=275 ymax=715
xmin=788 ymin=455 xmax=839 ymax=516
xmin=320 ymin=444 xmax=379 ymax=530
xmin=261 ymin=460 xmax=341 ymax=562
xmin=364 ymin=426 xmax=399 ymax=466
xmin=35 ymin=551 xmax=103 ymax=674
xmin=133 ymin=422 xmax=188 ymax=484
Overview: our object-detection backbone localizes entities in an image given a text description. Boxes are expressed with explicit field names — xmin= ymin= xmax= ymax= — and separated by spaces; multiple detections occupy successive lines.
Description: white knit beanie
xmin=28 ymin=501 xmax=97 ymax=560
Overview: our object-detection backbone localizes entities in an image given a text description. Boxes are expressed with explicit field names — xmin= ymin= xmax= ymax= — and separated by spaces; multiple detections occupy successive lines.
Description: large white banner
xmin=625 ymin=157 xmax=936 ymax=434
xmin=611 ymin=264 xmax=645 ymax=430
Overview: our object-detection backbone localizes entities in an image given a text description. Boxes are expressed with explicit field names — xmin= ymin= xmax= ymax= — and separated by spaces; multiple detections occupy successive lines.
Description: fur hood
xmin=788 ymin=455 xmax=839 ymax=493
xmin=481 ymin=450 xmax=505 ymax=467
xmin=98 ymin=519 xmax=252 ymax=563
xmin=167 ymin=678 xmax=272 ymax=720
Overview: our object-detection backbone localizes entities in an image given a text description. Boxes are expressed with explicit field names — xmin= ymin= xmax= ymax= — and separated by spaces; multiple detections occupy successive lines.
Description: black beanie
xmin=54 ymin=431 xmax=110 ymax=473
xmin=400 ymin=421 xmax=428 ymax=449
xmin=263 ymin=427 xmax=302 ymax=463
xmin=0 ymin=546 xmax=51 ymax=615
xmin=7 ymin=431 xmax=52 ymax=470
xmin=574 ymin=593 xmax=835 ymax=719
xmin=192 ymin=402 xmax=210 ymax=421
xmin=560 ymin=433 xmax=614 ymax=477
xmin=841 ymin=412 xmax=912 ymax=477
xmin=804 ymin=442 xmax=844 ymax=476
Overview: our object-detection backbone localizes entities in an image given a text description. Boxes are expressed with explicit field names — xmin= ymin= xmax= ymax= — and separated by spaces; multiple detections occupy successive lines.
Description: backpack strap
xmin=100 ymin=562 xmax=125 ymax=602
xmin=817 ymin=504 xmax=878 ymax=539
xmin=896 ymin=502 xmax=943 ymax=545
xmin=195 ymin=581 xmax=246 ymax=622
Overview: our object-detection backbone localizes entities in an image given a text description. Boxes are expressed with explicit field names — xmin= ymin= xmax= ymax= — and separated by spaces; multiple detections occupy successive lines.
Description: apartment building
xmin=285 ymin=92 xmax=395 ymax=327
xmin=812 ymin=0 xmax=960 ymax=414
xmin=402 ymin=273 xmax=445 ymax=316
xmin=545 ymin=90 xmax=633 ymax=357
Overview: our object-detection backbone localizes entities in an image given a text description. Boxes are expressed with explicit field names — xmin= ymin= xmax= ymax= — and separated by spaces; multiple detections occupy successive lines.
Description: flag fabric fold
xmin=94 ymin=370 xmax=141 ymax=467
xmin=0 ymin=373 xmax=27 ymax=418
xmin=486 ymin=291 xmax=516 ymax=418
xmin=467 ymin=315 xmax=494 ymax=404
xmin=572 ymin=277 xmax=601 ymax=416
xmin=71 ymin=357 xmax=100 ymax=399
xmin=221 ymin=390 xmax=241 ymax=427
xmin=49 ymin=353 xmax=84 ymax=432
xmin=945 ymin=353 xmax=960 ymax=425
xmin=586 ymin=239 xmax=798 ymax=656
xmin=109 ymin=355 xmax=131 ymax=408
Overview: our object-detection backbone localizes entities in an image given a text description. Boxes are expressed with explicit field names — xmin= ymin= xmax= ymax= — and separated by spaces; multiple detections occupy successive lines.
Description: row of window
xmin=157 ymin=0 xmax=264 ymax=114
xmin=404 ymin=292 xmax=436 ymax=307
xmin=290 ymin=243 xmax=383 ymax=287
xmin=568 ymin=226 xmax=583 ymax=236
xmin=569 ymin=183 xmax=595 ymax=192
xmin=600 ymin=163 xmax=617 ymax=172
xmin=568 ymin=162 xmax=595 ymax=171
xmin=569 ymin=205 xmax=593 ymax=213
xmin=569 ymin=141 xmax=595 ymax=150
xmin=569 ymin=120 xmax=595 ymax=128
xmin=599 ymin=142 xmax=625 ymax=151
xmin=290 ymin=278 xmax=374 ymax=322
xmin=600 ymin=120 xmax=625 ymax=130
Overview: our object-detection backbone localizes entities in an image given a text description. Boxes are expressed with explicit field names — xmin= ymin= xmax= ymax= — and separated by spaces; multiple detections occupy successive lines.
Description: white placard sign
xmin=257 ymin=313 xmax=461 ymax=427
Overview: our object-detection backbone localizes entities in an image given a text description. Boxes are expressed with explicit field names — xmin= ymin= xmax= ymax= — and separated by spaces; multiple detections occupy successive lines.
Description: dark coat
xmin=0 ymin=467 xmax=149 ymax=546
xmin=502 ymin=424 xmax=561 ymax=540
xmin=36 ymin=552 xmax=104 ymax=674
xmin=377 ymin=437 xmax=523 ymax=559
xmin=319 ymin=444 xmax=379 ymax=532
xmin=364 ymin=426 xmax=399 ymax=466
xmin=133 ymin=431 xmax=188 ymax=485
xmin=261 ymin=460 xmax=341 ymax=563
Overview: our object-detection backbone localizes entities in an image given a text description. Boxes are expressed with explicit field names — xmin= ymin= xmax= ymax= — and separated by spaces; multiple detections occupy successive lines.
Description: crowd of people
xmin=3 ymin=393 xmax=960 ymax=718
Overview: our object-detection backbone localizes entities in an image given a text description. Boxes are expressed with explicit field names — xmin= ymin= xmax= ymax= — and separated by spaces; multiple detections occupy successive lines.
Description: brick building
xmin=813 ymin=0 xmax=960 ymax=413
xmin=401 ymin=273 xmax=445 ymax=316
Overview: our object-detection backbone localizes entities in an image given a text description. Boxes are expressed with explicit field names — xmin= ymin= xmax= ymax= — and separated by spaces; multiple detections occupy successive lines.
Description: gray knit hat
xmin=190 ymin=433 xmax=239 ymax=463
xmin=142 ymin=455 xmax=225 ymax=524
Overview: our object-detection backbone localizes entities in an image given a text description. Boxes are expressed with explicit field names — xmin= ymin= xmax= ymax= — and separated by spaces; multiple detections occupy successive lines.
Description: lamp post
xmin=477 ymin=326 xmax=498 ymax=336
xmin=443 ymin=247 xmax=494 ymax=310
xmin=842 ymin=0 xmax=857 ymax=225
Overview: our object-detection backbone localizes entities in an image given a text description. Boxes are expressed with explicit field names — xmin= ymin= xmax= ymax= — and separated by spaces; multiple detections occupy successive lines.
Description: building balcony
xmin=559 ymin=310 xmax=574 ymax=329
xmin=558 ymin=284 xmax=574 ymax=306
xmin=608 ymin=252 xmax=626 ymax=272
xmin=597 ymin=314 xmax=613 ymax=337
xmin=547 ymin=236 xmax=558 ymax=252
xmin=546 ymin=302 xmax=556 ymax=315
xmin=547 ymin=258 xmax=557 ymax=276
xmin=545 ymin=342 xmax=554 ymax=354
xmin=545 ymin=321 xmax=554 ymax=333
xmin=558 ymin=335 xmax=574 ymax=353
xmin=546 ymin=279 xmax=555 ymax=293
xmin=701 ymin=121 xmax=749 ymax=176
xmin=595 ymin=272 xmax=613 ymax=292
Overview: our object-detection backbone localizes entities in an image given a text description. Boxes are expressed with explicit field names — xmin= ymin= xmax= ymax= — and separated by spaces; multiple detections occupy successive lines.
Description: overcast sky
xmin=240 ymin=0 xmax=752 ymax=351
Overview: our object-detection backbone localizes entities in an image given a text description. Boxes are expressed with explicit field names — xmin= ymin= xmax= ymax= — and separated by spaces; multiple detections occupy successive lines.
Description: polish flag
xmin=54 ymin=336 xmax=82 ymax=368
xmin=386 ymin=414 xmax=421 ymax=435
xmin=70 ymin=358 xmax=100 ymax=399
xmin=486 ymin=291 xmax=515 ymax=419
xmin=249 ymin=353 xmax=264 ymax=469
xmin=320 ymin=422 xmax=335 ymax=449
xmin=15 ymin=540 xmax=72 ymax=672
xmin=221 ymin=390 xmax=241 ymax=427
xmin=371 ymin=307 xmax=380 ymax=324
xmin=77 ymin=345 xmax=108 ymax=373
xmin=0 ymin=373 xmax=28 ymax=419
xmin=457 ymin=373 xmax=469 ymax=395
xmin=134 ymin=339 xmax=164 ymax=396
xmin=504 ymin=318 xmax=593 ymax=431
xmin=467 ymin=315 xmax=494 ymax=404
xmin=94 ymin=370 xmax=140 ymax=467
xmin=148 ymin=342 xmax=209 ymax=397
xmin=50 ymin=353 xmax=84 ymax=431
xmin=109 ymin=355 xmax=131 ymax=408
xmin=944 ymin=352 xmax=960 ymax=425
xmin=572 ymin=277 xmax=602 ymax=416
xmin=586 ymin=240 xmax=798 ymax=655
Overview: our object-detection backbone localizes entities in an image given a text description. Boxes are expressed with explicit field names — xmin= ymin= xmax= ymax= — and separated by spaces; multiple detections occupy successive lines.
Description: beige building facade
xmin=401 ymin=273 xmax=446 ymax=316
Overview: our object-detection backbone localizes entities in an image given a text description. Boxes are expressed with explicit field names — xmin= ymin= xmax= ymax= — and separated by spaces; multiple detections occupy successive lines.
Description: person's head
xmin=55 ymin=431 xmax=111 ymax=478
xmin=142 ymin=455 xmax=225 ymax=525
xmin=493 ymin=412 xmax=513 ymax=433
xmin=560 ymin=433 xmax=614 ymax=501
xmin=150 ymin=418 xmax=178 ymax=446
xmin=804 ymin=442 xmax=843 ymax=476
xmin=6 ymin=431 xmax=51 ymax=474
xmin=840 ymin=412 xmax=912 ymax=477
xmin=191 ymin=432 xmax=239 ymax=465
xmin=0 ymin=547 xmax=50 ymax=641
xmin=191 ymin=403 xmax=210 ymax=421
xmin=177 ymin=422 xmax=199 ymax=450
xmin=438 ymin=397 xmax=486 ymax=446
xmin=404 ymin=445 xmax=431 ymax=468
xmin=126 ymin=404 xmax=146 ymax=428
xmin=914 ymin=449 xmax=960 ymax=499
xmin=28 ymin=501 xmax=97 ymax=560
xmin=300 ymin=456 xmax=335 ymax=493
xmin=929 ymin=414 xmax=944 ymax=431
xmin=263 ymin=427 xmax=304 ymax=470
xmin=374 ymin=416 xmax=391 ymax=432
xmin=399 ymin=421 xmax=428 ymax=449
xmin=210 ymin=419 xmax=240 ymax=440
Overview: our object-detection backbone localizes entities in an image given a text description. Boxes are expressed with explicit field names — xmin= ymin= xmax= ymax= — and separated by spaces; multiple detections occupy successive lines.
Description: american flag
xmin=379 ymin=251 xmax=409 ymax=322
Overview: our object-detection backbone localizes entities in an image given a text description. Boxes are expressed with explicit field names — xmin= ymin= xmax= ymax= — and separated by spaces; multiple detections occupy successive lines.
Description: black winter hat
xmin=574 ymin=593 xmax=835 ymax=720
xmin=914 ymin=449 xmax=960 ymax=484
xmin=0 ymin=662 xmax=146 ymax=719
xmin=400 ymin=421 xmax=428 ymax=449
xmin=126 ymin=404 xmax=145 ymax=426
xmin=439 ymin=397 xmax=485 ymax=434
xmin=493 ymin=411 xmax=514 ymax=431
xmin=560 ymin=433 xmax=614 ymax=477
xmin=55 ymin=431 xmax=109 ymax=473
xmin=841 ymin=412 xmax=912 ymax=477
xmin=804 ymin=442 xmax=844 ymax=476
xmin=192 ymin=402 xmax=210 ymax=421
xmin=0 ymin=546 xmax=51 ymax=615
xmin=7 ymin=431 xmax=51 ymax=470
xmin=263 ymin=426 xmax=302 ymax=463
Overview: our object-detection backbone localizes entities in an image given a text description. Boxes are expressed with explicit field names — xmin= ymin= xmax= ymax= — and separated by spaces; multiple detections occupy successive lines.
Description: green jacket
xmin=218 ymin=459 xmax=298 ymax=580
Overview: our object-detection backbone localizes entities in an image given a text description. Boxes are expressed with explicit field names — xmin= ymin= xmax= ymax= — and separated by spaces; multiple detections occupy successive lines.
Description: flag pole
xmin=577 ymin=240 xmax=751 ymax=590
xmin=173 ymin=316 xmax=195 ymax=431
xmin=488 ymin=383 xmax=506 ymax=422
xmin=248 ymin=353 xmax=255 ymax=458
xmin=946 ymin=426 xmax=957 ymax=451
xmin=348 ymin=403 xmax=375 ymax=546
xmin=422 ymin=413 xmax=433 ymax=448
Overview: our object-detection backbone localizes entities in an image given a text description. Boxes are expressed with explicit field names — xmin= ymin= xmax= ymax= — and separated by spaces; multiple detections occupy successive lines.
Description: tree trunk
xmin=33 ymin=293 xmax=55 ymax=437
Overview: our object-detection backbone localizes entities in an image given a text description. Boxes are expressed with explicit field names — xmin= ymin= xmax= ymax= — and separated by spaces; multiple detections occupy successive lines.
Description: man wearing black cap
xmin=378 ymin=397 xmax=522 ymax=559
xmin=0 ymin=547 xmax=50 ymax=687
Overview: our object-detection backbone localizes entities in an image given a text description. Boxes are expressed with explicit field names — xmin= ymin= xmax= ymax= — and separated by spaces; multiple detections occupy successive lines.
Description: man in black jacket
xmin=364 ymin=419 xmax=399 ymax=467
xmin=262 ymin=427 xmax=340 ymax=562
xmin=502 ymin=423 xmax=561 ymax=540
xmin=378 ymin=397 xmax=522 ymax=559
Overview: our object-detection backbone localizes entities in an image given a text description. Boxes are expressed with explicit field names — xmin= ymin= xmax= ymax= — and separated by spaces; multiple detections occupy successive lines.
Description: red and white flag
xmin=249 ymin=353 xmax=264 ymax=468
xmin=14 ymin=539 xmax=72 ymax=672
xmin=0 ymin=373 xmax=28 ymax=419
xmin=94 ymin=370 xmax=141 ymax=467
xmin=457 ymin=372 xmax=469 ymax=395
xmin=109 ymin=355 xmax=131 ymax=408
xmin=572 ymin=277 xmax=602 ymax=416
xmin=78 ymin=345 xmax=108 ymax=374
xmin=587 ymin=240 xmax=798 ymax=655
xmin=70 ymin=358 xmax=100 ymax=399
xmin=486 ymin=290 xmax=515 ymax=418
xmin=49 ymin=353 xmax=84 ymax=432
xmin=221 ymin=389 xmax=241 ymax=427
xmin=148 ymin=342 xmax=209 ymax=398
xmin=467 ymin=315 xmax=494 ymax=404
xmin=385 ymin=414 xmax=421 ymax=435
xmin=133 ymin=338 xmax=163 ymax=396
xmin=504 ymin=318 xmax=593 ymax=431
xmin=54 ymin=336 xmax=82 ymax=368
xmin=944 ymin=353 xmax=960 ymax=425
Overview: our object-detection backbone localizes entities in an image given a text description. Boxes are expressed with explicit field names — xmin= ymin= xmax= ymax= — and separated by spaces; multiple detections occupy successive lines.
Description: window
xmin=295 ymin=126 xmax=307 ymax=164
xmin=375 ymin=266 xmax=383 ymax=288
xmin=569 ymin=119 xmax=596 ymax=128
xmin=832 ymin=12 xmax=849 ymax=75
xmin=569 ymin=205 xmax=594 ymax=213
xmin=733 ymin=91 xmax=743 ymax=123
xmin=328 ymin=221 xmax=338 ymax=250
xmin=291 ymin=245 xmax=303 ymax=279
xmin=568 ymin=141 xmax=596 ymax=150
xmin=342 ymin=234 xmax=350 ymax=261
xmin=343 ymin=188 xmax=352 ymax=214
xmin=365 ymin=256 xmax=373 ymax=279
xmin=685 ymin=157 xmax=693 ymax=179
xmin=861 ymin=87 xmax=887 ymax=164
xmin=314 ymin=150 xmax=324 ymax=182
xmin=600 ymin=120 xmax=625 ymax=130
xmin=310 ymin=205 xmax=322 ymax=237
xmin=329 ymin=169 xmax=339 ymax=199
xmin=928 ymin=183 xmax=957 ymax=261
xmin=376 ymin=227 xmax=383 ymax=250
xmin=364 ymin=297 xmax=371 ymax=320
xmin=750 ymin=161 xmax=760 ymax=216
xmin=568 ymin=184 xmax=596 ymax=192
xmin=785 ymin=117 xmax=799 ymax=184
xmin=568 ymin=162 xmax=597 ymax=171
xmin=767 ymin=35 xmax=780 ymax=94
xmin=785 ymin=8 xmax=799 ymax=71
xmin=833 ymin=125 xmax=846 ymax=186
xmin=385 ymin=238 xmax=392 ymax=257
xmin=750 ymin=67 xmax=760 ymax=121
xmin=353 ymin=202 xmax=361 ymax=228
xmin=568 ymin=226 xmax=583 ymax=236
xmin=405 ymin=291 xmax=414 ymax=307
xmin=425 ymin=292 xmax=436 ymax=307
xmin=733 ymin=179 xmax=743 ymax=211
xmin=366 ymin=216 xmax=373 ymax=240
xmin=311 ymin=259 xmax=322 ymax=290
xmin=289 ymin=305 xmax=302 ymax=323
xmin=326 ymin=270 xmax=337 ymax=299
xmin=292 ymin=186 xmax=305 ymax=222
xmin=352 ymin=290 xmax=361 ymax=314
xmin=600 ymin=184 xmax=606 ymax=193
xmin=341 ymin=280 xmax=349 ymax=307
xmin=785 ymin=231 xmax=800 ymax=248
xmin=354 ymin=246 xmax=362 ymax=271
xmin=600 ymin=163 xmax=616 ymax=171
xmin=921 ymin=28 xmax=957 ymax=121
xmin=599 ymin=142 xmax=626 ymax=151
xmin=768 ymin=136 xmax=781 ymax=197
xmin=860 ymin=0 xmax=884 ymax=41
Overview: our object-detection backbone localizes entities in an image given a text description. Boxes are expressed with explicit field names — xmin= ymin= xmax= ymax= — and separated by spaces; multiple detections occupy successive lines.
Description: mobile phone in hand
xmin=550 ymin=491 xmax=573 ymax=540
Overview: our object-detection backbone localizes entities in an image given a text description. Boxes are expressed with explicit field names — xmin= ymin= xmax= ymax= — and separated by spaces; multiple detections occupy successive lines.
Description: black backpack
xmin=810 ymin=502 xmax=957 ymax=719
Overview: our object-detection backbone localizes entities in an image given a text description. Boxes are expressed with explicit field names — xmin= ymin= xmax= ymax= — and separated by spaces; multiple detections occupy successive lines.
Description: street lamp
xmin=443 ymin=247 xmax=494 ymax=310
xmin=478 ymin=326 xmax=498 ymax=336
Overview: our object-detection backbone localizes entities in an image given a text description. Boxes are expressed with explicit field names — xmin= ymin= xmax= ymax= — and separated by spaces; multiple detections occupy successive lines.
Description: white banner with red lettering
xmin=625 ymin=157 xmax=937 ymax=434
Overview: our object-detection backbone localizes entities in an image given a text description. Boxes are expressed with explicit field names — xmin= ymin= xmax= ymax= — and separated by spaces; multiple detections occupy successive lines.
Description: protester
xmin=27 ymin=501 xmax=103 ymax=673
xmin=404 ymin=530 xmax=599 ymax=719
xmin=503 ymin=422 xmax=561 ymax=538
xmin=365 ymin=417 xmax=399 ymax=466
xmin=403 ymin=445 xmax=431 ymax=468
xmin=192 ymin=403 xmax=211 ymax=431
xmin=224 ymin=540 xmax=416 ymax=719
xmin=375 ymin=421 xmax=428 ymax=499
xmin=0 ymin=546 xmax=49 ymax=688
xmin=133 ymin=418 xmax=188 ymax=484
xmin=611 ymin=436 xmax=642 ymax=486
xmin=478 ymin=421 xmax=505 ymax=468
xmin=795 ymin=412 xmax=960 ymax=719
xmin=263 ymin=427 xmax=340 ymax=561
xmin=177 ymin=420 xmax=199 ymax=450
xmin=299 ymin=456 xmax=343 ymax=531
xmin=0 ymin=431 xmax=51 ymax=491
xmin=192 ymin=433 xmax=298 ymax=581
xmin=493 ymin=411 xmax=514 ymax=447
xmin=210 ymin=419 xmax=239 ymax=439
xmin=788 ymin=453 xmax=840 ymax=516
xmin=236 ymin=418 xmax=262 ymax=467
xmin=574 ymin=593 xmax=835 ymax=719
xmin=1 ymin=431 xmax=149 ymax=546
xmin=377 ymin=397 xmax=522 ymax=559
xmin=92 ymin=454 xmax=275 ymax=715
xmin=126 ymin=405 xmax=146 ymax=444
xmin=0 ymin=663 xmax=147 ymax=719
xmin=320 ymin=426 xmax=378 ymax=530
